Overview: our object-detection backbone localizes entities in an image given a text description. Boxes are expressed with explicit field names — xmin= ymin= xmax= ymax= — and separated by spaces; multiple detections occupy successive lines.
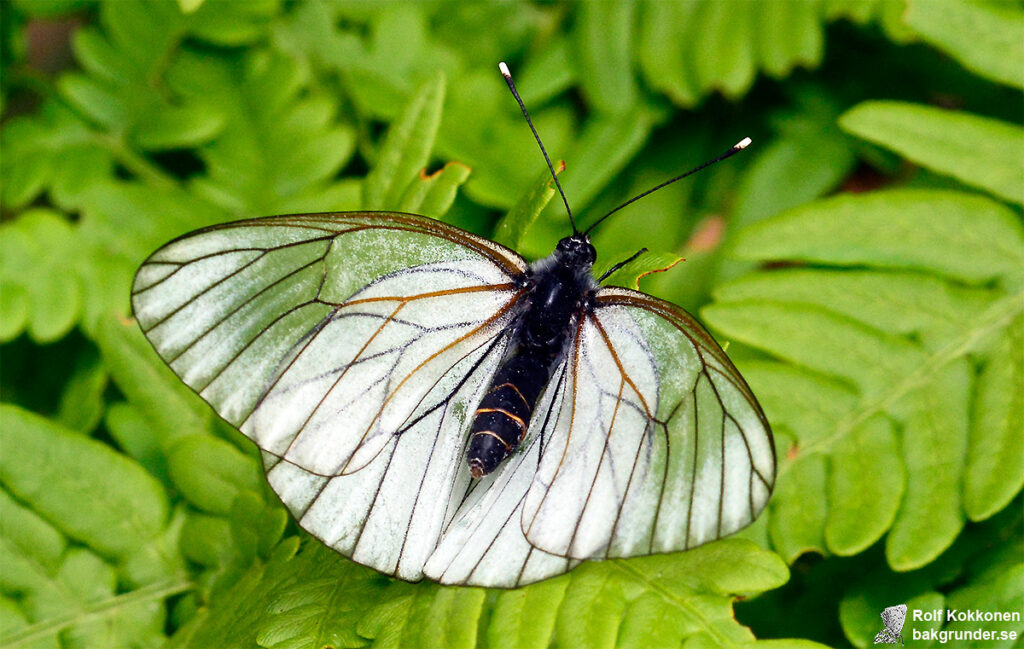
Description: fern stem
xmin=0 ymin=578 xmax=193 ymax=648
xmin=610 ymin=560 xmax=734 ymax=646
xmin=793 ymin=290 xmax=1024 ymax=464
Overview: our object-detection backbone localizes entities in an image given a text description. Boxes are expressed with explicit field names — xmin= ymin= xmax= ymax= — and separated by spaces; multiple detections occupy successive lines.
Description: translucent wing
xmin=423 ymin=362 xmax=580 ymax=587
xmin=263 ymin=331 xmax=510 ymax=579
xmin=521 ymin=287 xmax=775 ymax=560
xmin=876 ymin=604 xmax=907 ymax=643
xmin=881 ymin=604 xmax=907 ymax=633
xmin=423 ymin=287 xmax=774 ymax=586
xmin=132 ymin=212 xmax=527 ymax=579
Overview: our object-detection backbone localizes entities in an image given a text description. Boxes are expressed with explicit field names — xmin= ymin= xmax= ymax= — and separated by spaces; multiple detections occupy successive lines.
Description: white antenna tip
xmin=736 ymin=137 xmax=752 ymax=149
xmin=499 ymin=61 xmax=511 ymax=77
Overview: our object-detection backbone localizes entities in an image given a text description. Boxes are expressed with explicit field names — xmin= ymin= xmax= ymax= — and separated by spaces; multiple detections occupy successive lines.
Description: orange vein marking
xmin=489 ymin=382 xmax=531 ymax=410
xmin=342 ymin=287 xmax=526 ymax=472
xmin=633 ymin=257 xmax=684 ymax=290
xmin=475 ymin=407 xmax=526 ymax=431
xmin=343 ymin=283 xmax=516 ymax=306
xmin=590 ymin=314 xmax=653 ymax=417
xmin=281 ymin=299 xmax=406 ymax=461
xmin=472 ymin=430 xmax=512 ymax=451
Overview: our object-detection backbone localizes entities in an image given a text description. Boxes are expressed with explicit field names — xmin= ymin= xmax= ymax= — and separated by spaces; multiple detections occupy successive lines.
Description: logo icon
xmin=873 ymin=604 xmax=907 ymax=645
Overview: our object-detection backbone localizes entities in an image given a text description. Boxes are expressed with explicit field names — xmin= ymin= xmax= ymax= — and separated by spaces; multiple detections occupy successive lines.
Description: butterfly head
xmin=554 ymin=234 xmax=596 ymax=269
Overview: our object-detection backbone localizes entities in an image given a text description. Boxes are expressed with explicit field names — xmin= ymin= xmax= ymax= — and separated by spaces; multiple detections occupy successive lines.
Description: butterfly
xmin=873 ymin=604 xmax=907 ymax=645
xmin=131 ymin=63 xmax=775 ymax=588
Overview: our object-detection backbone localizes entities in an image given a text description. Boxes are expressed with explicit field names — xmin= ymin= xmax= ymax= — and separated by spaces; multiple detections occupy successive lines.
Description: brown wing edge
xmin=130 ymin=210 xmax=529 ymax=309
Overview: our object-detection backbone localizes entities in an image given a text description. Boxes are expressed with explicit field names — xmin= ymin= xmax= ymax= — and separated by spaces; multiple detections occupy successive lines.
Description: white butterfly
xmin=874 ymin=604 xmax=907 ymax=645
xmin=131 ymin=64 xmax=775 ymax=588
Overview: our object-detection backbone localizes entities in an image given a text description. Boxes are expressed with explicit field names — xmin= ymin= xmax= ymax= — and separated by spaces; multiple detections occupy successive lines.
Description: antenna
xmin=499 ymin=61 xmax=577 ymax=234
xmin=597 ymin=248 xmax=647 ymax=283
xmin=583 ymin=137 xmax=752 ymax=236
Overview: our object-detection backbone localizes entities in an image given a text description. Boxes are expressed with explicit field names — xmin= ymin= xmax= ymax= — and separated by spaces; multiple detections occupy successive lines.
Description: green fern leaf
xmin=169 ymin=50 xmax=358 ymax=217
xmin=840 ymin=101 xmax=1024 ymax=206
xmin=838 ymin=505 xmax=1022 ymax=646
xmin=904 ymin=0 xmax=1024 ymax=90
xmin=359 ymin=583 xmax=486 ymax=649
xmin=0 ymin=406 xmax=189 ymax=648
xmin=55 ymin=345 xmax=108 ymax=434
xmin=0 ymin=103 xmax=115 ymax=211
xmin=0 ymin=210 xmax=83 ymax=343
xmin=364 ymin=71 xmax=447 ymax=210
xmin=169 ymin=541 xmax=384 ymax=649
xmin=166 ymin=435 xmax=264 ymax=517
xmin=96 ymin=318 xmax=214 ymax=445
xmin=638 ymin=0 xmax=917 ymax=107
xmin=704 ymin=189 xmax=1024 ymax=571
xmin=174 ymin=538 xmax=803 ymax=649
xmin=574 ymin=2 xmax=639 ymax=114
xmin=0 ymin=405 xmax=171 ymax=559
xmin=493 ymin=163 xmax=563 ymax=249
xmin=104 ymin=403 xmax=172 ymax=485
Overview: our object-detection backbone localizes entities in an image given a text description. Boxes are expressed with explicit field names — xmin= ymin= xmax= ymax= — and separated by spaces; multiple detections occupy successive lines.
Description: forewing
xmin=132 ymin=212 xmax=527 ymax=578
xmin=522 ymin=287 xmax=775 ymax=560
xmin=133 ymin=212 xmax=525 ymax=473
xmin=882 ymin=605 xmax=907 ymax=634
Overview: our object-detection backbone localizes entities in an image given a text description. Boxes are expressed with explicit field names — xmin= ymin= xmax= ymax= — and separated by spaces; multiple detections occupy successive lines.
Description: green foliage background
xmin=1 ymin=1 xmax=1021 ymax=647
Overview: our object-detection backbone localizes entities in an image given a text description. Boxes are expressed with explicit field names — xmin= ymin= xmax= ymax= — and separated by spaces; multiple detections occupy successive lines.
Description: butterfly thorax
xmin=467 ymin=235 xmax=597 ymax=479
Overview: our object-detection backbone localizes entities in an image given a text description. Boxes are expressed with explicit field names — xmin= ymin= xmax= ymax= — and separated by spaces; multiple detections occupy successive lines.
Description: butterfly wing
xmin=423 ymin=361 xmax=580 ymax=587
xmin=132 ymin=212 xmax=528 ymax=579
xmin=873 ymin=630 xmax=899 ymax=644
xmin=881 ymin=604 xmax=907 ymax=635
xmin=262 ymin=331 xmax=511 ymax=579
xmin=521 ymin=287 xmax=775 ymax=560
xmin=423 ymin=286 xmax=774 ymax=586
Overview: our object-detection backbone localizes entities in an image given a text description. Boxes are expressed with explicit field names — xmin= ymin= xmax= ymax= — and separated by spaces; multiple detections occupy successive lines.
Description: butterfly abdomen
xmin=467 ymin=251 xmax=597 ymax=479
xmin=468 ymin=351 xmax=549 ymax=478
